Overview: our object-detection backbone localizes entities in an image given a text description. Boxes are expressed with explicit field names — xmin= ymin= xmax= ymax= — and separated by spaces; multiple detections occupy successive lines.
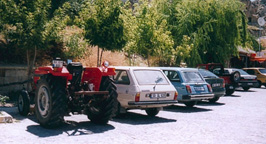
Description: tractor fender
xmin=34 ymin=66 xmax=72 ymax=84
xmin=82 ymin=67 xmax=116 ymax=91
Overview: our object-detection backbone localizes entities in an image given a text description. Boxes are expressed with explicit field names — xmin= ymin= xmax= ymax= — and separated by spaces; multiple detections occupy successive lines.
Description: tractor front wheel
xmin=18 ymin=90 xmax=30 ymax=116
xmin=35 ymin=75 xmax=67 ymax=128
xmin=87 ymin=76 xmax=118 ymax=124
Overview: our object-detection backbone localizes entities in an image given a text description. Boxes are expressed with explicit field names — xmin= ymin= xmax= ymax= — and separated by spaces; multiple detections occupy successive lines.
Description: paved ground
xmin=1 ymin=87 xmax=266 ymax=144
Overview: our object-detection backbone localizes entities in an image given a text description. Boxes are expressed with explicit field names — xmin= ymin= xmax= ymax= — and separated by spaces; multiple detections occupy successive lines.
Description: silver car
xmin=113 ymin=66 xmax=178 ymax=116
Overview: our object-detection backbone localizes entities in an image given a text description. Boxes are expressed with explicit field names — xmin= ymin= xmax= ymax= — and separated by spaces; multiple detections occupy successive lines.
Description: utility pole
xmin=257 ymin=17 xmax=265 ymax=56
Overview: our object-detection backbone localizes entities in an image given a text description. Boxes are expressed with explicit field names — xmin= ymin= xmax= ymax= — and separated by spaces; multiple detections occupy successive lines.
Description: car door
xmin=114 ymin=70 xmax=134 ymax=107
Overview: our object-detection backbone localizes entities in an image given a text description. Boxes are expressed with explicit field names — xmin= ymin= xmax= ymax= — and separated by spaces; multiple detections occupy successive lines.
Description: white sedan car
xmin=112 ymin=66 xmax=178 ymax=116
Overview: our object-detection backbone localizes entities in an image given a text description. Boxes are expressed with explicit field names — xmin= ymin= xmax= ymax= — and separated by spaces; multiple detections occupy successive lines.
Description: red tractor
xmin=198 ymin=63 xmax=240 ymax=95
xmin=17 ymin=59 xmax=118 ymax=128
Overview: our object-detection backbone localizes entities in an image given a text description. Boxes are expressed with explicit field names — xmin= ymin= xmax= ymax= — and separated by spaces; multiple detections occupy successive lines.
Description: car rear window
xmin=133 ymin=70 xmax=169 ymax=85
xmin=198 ymin=69 xmax=218 ymax=78
xmin=181 ymin=71 xmax=205 ymax=83
xmin=232 ymin=69 xmax=249 ymax=75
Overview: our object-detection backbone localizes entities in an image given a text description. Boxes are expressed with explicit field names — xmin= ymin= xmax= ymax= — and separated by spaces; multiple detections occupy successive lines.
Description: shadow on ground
xmin=27 ymin=121 xmax=115 ymax=137
xmin=197 ymin=101 xmax=225 ymax=106
xmin=235 ymin=89 xmax=257 ymax=92
xmin=0 ymin=107 xmax=115 ymax=137
xmin=163 ymin=105 xmax=212 ymax=113
xmin=112 ymin=112 xmax=176 ymax=125
xmin=223 ymin=94 xmax=241 ymax=97
xmin=0 ymin=106 xmax=30 ymax=121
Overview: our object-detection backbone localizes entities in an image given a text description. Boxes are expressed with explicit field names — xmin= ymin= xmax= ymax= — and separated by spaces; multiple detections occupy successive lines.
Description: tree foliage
xmin=77 ymin=0 xmax=126 ymax=66
xmin=0 ymin=0 xmax=251 ymax=68
xmin=122 ymin=0 xmax=175 ymax=66
xmin=167 ymin=0 xmax=247 ymax=66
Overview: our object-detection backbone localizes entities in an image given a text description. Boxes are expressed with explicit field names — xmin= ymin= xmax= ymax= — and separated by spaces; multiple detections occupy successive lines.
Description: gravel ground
xmin=1 ymin=87 xmax=266 ymax=144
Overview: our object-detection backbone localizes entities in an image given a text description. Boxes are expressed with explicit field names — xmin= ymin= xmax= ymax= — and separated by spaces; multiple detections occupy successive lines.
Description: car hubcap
xmin=234 ymin=73 xmax=240 ymax=81
xmin=38 ymin=86 xmax=50 ymax=117
xmin=18 ymin=94 xmax=24 ymax=111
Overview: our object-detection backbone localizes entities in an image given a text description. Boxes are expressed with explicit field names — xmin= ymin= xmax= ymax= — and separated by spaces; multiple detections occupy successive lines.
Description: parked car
xmin=198 ymin=69 xmax=225 ymax=103
xmin=243 ymin=67 xmax=266 ymax=88
xmin=197 ymin=63 xmax=241 ymax=95
xmin=112 ymin=66 xmax=178 ymax=117
xmin=224 ymin=68 xmax=258 ymax=91
xmin=159 ymin=67 xmax=214 ymax=107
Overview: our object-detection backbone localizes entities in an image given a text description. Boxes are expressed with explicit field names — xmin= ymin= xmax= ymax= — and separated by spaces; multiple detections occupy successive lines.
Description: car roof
xmin=113 ymin=66 xmax=161 ymax=71
xmin=157 ymin=67 xmax=199 ymax=72
xmin=242 ymin=67 xmax=265 ymax=70
xmin=224 ymin=68 xmax=241 ymax=71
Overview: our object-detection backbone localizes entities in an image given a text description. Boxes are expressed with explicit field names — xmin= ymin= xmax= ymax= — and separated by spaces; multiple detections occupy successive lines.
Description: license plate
xmin=229 ymin=86 xmax=234 ymax=89
xmin=248 ymin=83 xmax=253 ymax=86
xmin=147 ymin=93 xmax=167 ymax=99
xmin=212 ymin=83 xmax=221 ymax=87
xmin=194 ymin=86 xmax=205 ymax=91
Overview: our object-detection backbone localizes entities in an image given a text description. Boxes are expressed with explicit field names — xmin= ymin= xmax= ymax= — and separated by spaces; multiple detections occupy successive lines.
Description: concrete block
xmin=5 ymin=76 xmax=19 ymax=83
xmin=5 ymin=70 xmax=17 ymax=77
xmin=0 ymin=111 xmax=13 ymax=123
xmin=0 ymin=77 xmax=5 ymax=85
xmin=16 ymin=70 xmax=27 ymax=77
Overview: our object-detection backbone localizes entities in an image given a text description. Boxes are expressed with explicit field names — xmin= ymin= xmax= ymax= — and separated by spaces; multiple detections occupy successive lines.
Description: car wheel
xmin=145 ymin=108 xmax=160 ymax=117
xmin=230 ymin=71 xmax=240 ymax=83
xmin=184 ymin=101 xmax=197 ymax=107
xmin=226 ymin=88 xmax=235 ymax=95
xmin=257 ymin=81 xmax=262 ymax=88
xmin=242 ymin=87 xmax=250 ymax=91
xmin=208 ymin=97 xmax=220 ymax=103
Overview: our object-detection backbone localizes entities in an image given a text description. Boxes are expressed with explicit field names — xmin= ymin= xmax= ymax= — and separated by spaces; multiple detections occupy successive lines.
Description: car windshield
xmin=133 ymin=70 xmax=169 ymax=85
xmin=259 ymin=69 xmax=266 ymax=74
xmin=198 ymin=69 xmax=218 ymax=78
xmin=181 ymin=71 xmax=205 ymax=83
xmin=232 ymin=69 xmax=249 ymax=75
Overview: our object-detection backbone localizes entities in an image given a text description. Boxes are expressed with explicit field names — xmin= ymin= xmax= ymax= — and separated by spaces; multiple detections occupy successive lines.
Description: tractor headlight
xmin=103 ymin=61 xmax=109 ymax=67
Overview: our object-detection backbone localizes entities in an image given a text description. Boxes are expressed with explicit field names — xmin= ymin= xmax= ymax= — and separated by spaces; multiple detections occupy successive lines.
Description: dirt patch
xmin=79 ymin=46 xmax=148 ymax=67
xmin=0 ymin=103 xmax=15 ymax=108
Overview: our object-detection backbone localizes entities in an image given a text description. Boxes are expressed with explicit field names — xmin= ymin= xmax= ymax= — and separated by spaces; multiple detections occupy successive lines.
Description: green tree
xmin=0 ymin=0 xmax=69 ymax=90
xmin=167 ymin=0 xmax=248 ymax=67
xmin=123 ymin=0 xmax=175 ymax=66
xmin=77 ymin=0 xmax=126 ymax=66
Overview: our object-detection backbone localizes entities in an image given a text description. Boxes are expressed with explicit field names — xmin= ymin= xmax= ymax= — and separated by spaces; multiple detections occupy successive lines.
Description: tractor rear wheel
xmin=87 ymin=76 xmax=118 ymax=124
xmin=18 ymin=90 xmax=30 ymax=116
xmin=35 ymin=75 xmax=67 ymax=128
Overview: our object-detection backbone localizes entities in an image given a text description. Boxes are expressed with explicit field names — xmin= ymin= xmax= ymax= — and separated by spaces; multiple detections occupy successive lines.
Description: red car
xmin=198 ymin=63 xmax=240 ymax=95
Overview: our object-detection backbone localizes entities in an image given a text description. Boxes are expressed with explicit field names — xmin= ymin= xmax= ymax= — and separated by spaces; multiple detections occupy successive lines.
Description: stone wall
xmin=0 ymin=66 xmax=28 ymax=94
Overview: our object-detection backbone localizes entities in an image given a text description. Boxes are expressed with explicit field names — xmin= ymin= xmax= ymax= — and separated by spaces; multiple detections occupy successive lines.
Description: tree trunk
xmin=147 ymin=53 xmax=150 ymax=67
xmin=26 ymin=47 xmax=37 ymax=91
xmin=97 ymin=47 xmax=100 ymax=67
xmin=100 ymin=48 xmax=104 ymax=66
